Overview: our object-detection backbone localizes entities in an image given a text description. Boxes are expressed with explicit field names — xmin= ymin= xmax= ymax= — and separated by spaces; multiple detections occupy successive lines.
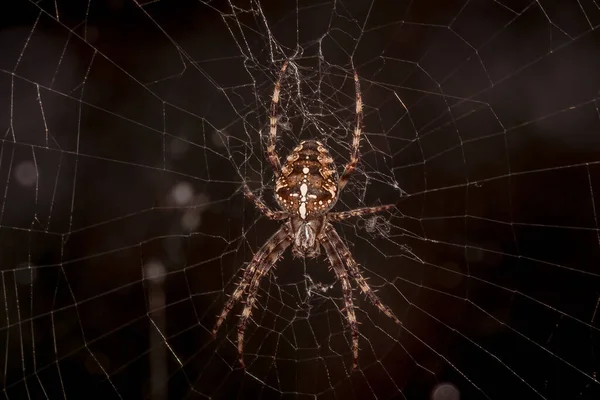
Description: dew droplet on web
xmin=14 ymin=161 xmax=37 ymax=187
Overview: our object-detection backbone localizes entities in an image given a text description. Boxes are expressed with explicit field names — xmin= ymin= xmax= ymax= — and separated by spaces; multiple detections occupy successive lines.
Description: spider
xmin=212 ymin=61 xmax=402 ymax=370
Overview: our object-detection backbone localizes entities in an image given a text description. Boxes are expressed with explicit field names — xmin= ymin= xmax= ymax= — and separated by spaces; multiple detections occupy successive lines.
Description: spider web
xmin=1 ymin=0 xmax=600 ymax=399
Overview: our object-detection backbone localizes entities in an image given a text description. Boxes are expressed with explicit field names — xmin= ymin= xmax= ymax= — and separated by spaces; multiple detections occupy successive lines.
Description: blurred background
xmin=1 ymin=0 xmax=599 ymax=399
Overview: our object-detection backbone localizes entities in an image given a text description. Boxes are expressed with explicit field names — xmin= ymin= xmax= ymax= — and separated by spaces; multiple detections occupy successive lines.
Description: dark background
xmin=1 ymin=0 xmax=600 ymax=399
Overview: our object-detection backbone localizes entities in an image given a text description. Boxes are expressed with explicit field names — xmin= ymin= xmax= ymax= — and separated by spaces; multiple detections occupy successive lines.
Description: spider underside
xmin=212 ymin=61 xmax=401 ymax=370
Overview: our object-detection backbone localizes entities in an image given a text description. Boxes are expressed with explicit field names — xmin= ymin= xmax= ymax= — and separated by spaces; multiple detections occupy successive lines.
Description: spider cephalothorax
xmin=212 ymin=60 xmax=401 ymax=370
xmin=289 ymin=214 xmax=324 ymax=258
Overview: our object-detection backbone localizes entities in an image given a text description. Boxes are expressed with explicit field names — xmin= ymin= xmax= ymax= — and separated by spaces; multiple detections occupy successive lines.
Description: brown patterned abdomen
xmin=275 ymin=140 xmax=339 ymax=219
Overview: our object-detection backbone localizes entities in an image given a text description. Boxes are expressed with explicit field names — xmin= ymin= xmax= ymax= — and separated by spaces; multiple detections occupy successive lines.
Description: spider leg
xmin=319 ymin=230 xmax=360 ymax=370
xmin=212 ymin=226 xmax=290 ymax=337
xmin=338 ymin=70 xmax=363 ymax=192
xmin=236 ymin=235 xmax=290 ymax=368
xmin=266 ymin=60 xmax=289 ymax=176
xmin=243 ymin=183 xmax=287 ymax=220
xmin=324 ymin=223 xmax=402 ymax=325
xmin=329 ymin=204 xmax=396 ymax=222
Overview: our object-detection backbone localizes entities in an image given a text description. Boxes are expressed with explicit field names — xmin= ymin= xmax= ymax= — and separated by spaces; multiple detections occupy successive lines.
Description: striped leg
xmin=324 ymin=223 xmax=401 ymax=325
xmin=338 ymin=70 xmax=363 ymax=192
xmin=236 ymin=235 xmax=291 ymax=367
xmin=212 ymin=226 xmax=290 ymax=337
xmin=320 ymin=229 xmax=360 ymax=370
xmin=266 ymin=60 xmax=289 ymax=176
xmin=242 ymin=183 xmax=287 ymax=220
xmin=329 ymin=204 xmax=396 ymax=222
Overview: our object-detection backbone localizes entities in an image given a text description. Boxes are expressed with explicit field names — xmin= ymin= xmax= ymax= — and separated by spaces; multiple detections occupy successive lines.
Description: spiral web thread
xmin=1 ymin=1 xmax=600 ymax=399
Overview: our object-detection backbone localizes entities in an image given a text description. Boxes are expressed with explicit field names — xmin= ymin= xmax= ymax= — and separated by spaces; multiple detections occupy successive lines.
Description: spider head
xmin=290 ymin=217 xmax=323 ymax=258
xmin=275 ymin=140 xmax=339 ymax=219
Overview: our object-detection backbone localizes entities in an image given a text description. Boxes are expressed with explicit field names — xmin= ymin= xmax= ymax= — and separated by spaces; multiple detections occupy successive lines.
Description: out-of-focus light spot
xmin=181 ymin=209 xmax=201 ymax=232
xmin=15 ymin=161 xmax=37 ymax=187
xmin=14 ymin=263 xmax=37 ymax=285
xmin=145 ymin=261 xmax=166 ymax=284
xmin=171 ymin=182 xmax=194 ymax=206
xmin=431 ymin=382 xmax=460 ymax=400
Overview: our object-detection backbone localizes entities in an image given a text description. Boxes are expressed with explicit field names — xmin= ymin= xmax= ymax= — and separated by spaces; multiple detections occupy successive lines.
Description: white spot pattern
xmin=299 ymin=202 xmax=307 ymax=219
xmin=298 ymin=182 xmax=309 ymax=219
xmin=300 ymin=183 xmax=308 ymax=197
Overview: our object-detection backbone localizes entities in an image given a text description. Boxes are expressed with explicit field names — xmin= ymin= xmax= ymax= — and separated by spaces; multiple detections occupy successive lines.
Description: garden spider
xmin=212 ymin=61 xmax=401 ymax=370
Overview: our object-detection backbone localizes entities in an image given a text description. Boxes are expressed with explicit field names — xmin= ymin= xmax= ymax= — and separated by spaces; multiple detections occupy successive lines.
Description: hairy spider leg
xmin=324 ymin=224 xmax=402 ymax=325
xmin=266 ymin=60 xmax=290 ymax=176
xmin=242 ymin=183 xmax=287 ymax=220
xmin=319 ymin=229 xmax=360 ymax=370
xmin=239 ymin=61 xmax=290 ymax=217
xmin=236 ymin=235 xmax=291 ymax=368
xmin=338 ymin=70 xmax=364 ymax=192
xmin=329 ymin=204 xmax=397 ymax=221
xmin=218 ymin=65 xmax=400 ymax=370
xmin=212 ymin=226 xmax=290 ymax=337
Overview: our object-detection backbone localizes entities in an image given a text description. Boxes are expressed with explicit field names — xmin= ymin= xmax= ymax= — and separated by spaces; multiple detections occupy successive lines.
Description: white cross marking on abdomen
xmin=299 ymin=183 xmax=309 ymax=219
xmin=300 ymin=183 xmax=308 ymax=197
xmin=299 ymin=203 xmax=307 ymax=219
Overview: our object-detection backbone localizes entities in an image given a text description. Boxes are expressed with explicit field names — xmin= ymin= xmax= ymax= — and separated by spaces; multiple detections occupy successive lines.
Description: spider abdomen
xmin=275 ymin=140 xmax=339 ymax=219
